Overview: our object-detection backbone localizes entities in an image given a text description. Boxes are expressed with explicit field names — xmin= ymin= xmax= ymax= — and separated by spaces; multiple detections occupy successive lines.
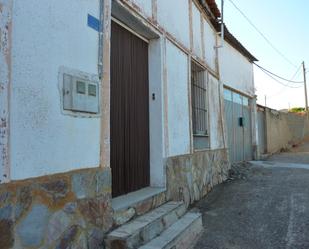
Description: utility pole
xmin=302 ymin=61 xmax=308 ymax=113
xmin=264 ymin=95 xmax=267 ymax=107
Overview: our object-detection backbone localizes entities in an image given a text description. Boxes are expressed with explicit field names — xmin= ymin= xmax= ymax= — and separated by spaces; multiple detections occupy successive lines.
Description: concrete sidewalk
xmin=194 ymin=154 xmax=309 ymax=248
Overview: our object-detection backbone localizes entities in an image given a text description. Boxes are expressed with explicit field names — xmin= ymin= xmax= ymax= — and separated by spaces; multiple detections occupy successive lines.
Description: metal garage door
xmin=224 ymin=91 xmax=235 ymax=162
xmin=224 ymin=89 xmax=253 ymax=163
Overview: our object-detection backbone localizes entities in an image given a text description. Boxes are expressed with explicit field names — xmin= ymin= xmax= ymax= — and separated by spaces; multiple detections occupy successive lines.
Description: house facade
xmin=0 ymin=0 xmax=256 ymax=248
xmin=219 ymin=27 xmax=259 ymax=163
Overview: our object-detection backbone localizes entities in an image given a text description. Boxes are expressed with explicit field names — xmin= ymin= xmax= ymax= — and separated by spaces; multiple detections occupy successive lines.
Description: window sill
xmin=193 ymin=134 xmax=209 ymax=137
xmin=193 ymin=148 xmax=211 ymax=153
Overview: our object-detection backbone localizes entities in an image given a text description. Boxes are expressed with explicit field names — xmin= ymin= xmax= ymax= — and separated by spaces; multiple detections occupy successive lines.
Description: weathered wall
xmin=1 ymin=0 xmax=225 ymax=182
xmin=203 ymin=18 xmax=217 ymax=72
xmin=130 ymin=0 xmax=152 ymax=18
xmin=10 ymin=0 xmax=101 ymax=180
xmin=219 ymin=41 xmax=254 ymax=97
xmin=304 ymin=119 xmax=309 ymax=138
xmin=166 ymin=40 xmax=191 ymax=157
xmin=208 ymin=74 xmax=225 ymax=149
xmin=157 ymin=0 xmax=190 ymax=49
xmin=166 ymin=149 xmax=229 ymax=206
xmin=128 ymin=0 xmax=218 ymax=72
xmin=0 ymin=0 xmax=12 ymax=183
xmin=3 ymin=0 xmax=228 ymax=189
xmin=0 ymin=167 xmax=112 ymax=249
xmin=265 ymin=109 xmax=309 ymax=153
xmin=192 ymin=2 xmax=203 ymax=59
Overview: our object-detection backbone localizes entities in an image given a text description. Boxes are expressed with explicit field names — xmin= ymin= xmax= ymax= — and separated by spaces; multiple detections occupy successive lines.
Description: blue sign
xmin=87 ymin=14 xmax=100 ymax=32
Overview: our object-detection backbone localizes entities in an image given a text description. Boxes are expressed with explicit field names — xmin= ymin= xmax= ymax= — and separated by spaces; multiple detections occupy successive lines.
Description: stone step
xmin=138 ymin=212 xmax=203 ymax=249
xmin=106 ymin=201 xmax=186 ymax=249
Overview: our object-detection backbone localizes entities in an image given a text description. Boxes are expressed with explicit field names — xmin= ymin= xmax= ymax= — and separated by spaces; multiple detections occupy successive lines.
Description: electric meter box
xmin=63 ymin=73 xmax=99 ymax=114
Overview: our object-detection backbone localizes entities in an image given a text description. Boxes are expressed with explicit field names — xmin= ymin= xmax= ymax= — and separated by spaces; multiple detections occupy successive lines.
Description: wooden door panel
xmin=111 ymin=21 xmax=150 ymax=197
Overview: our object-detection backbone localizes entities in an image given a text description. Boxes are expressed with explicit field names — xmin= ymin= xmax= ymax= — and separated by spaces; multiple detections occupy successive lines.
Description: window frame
xmin=191 ymin=61 xmax=209 ymax=138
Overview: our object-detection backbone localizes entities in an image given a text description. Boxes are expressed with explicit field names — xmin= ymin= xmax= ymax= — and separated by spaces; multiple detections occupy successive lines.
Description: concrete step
xmin=106 ymin=201 xmax=187 ymax=249
xmin=139 ymin=212 xmax=203 ymax=249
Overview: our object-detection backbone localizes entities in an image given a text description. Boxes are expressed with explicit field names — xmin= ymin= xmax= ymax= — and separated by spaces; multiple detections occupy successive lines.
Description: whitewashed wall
xmin=192 ymin=3 xmax=203 ymax=58
xmin=208 ymin=75 xmax=225 ymax=149
xmin=157 ymin=0 xmax=190 ymax=49
xmin=10 ymin=0 xmax=101 ymax=180
xmin=219 ymin=41 xmax=254 ymax=97
xmin=128 ymin=0 xmax=218 ymax=71
xmin=203 ymin=18 xmax=217 ymax=72
xmin=130 ymin=0 xmax=152 ymax=18
xmin=166 ymin=40 xmax=191 ymax=157
xmin=4 ymin=0 xmax=225 ymax=181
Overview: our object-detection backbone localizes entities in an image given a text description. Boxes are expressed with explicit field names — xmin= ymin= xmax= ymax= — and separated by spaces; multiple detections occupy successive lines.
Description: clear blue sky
xmin=215 ymin=0 xmax=309 ymax=110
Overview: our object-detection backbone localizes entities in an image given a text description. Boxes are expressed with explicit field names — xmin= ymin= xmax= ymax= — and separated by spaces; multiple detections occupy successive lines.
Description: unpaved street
xmin=194 ymin=142 xmax=309 ymax=249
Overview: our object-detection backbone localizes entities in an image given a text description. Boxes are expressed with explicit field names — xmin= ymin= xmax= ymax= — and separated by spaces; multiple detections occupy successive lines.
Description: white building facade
xmin=0 ymin=0 xmax=257 ymax=248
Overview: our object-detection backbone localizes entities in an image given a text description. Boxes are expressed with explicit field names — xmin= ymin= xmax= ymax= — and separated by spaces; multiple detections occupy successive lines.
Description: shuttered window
xmin=191 ymin=62 xmax=208 ymax=136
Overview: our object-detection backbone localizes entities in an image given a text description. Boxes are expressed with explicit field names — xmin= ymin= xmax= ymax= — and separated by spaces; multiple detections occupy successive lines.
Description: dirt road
xmin=194 ymin=142 xmax=309 ymax=249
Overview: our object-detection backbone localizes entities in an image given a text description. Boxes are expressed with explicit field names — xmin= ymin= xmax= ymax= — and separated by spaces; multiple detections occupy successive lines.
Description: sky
xmin=215 ymin=0 xmax=309 ymax=110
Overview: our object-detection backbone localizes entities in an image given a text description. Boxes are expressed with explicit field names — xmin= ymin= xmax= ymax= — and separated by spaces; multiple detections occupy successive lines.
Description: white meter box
xmin=63 ymin=73 xmax=99 ymax=114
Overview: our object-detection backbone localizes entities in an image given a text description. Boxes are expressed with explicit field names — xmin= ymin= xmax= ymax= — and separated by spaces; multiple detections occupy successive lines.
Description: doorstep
xmin=112 ymin=187 xmax=166 ymax=211
xmin=111 ymin=187 xmax=167 ymax=226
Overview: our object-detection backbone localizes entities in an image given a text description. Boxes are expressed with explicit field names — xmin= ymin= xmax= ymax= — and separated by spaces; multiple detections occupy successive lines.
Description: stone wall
xmin=0 ymin=148 xmax=230 ymax=248
xmin=0 ymin=167 xmax=112 ymax=249
xmin=265 ymin=109 xmax=309 ymax=154
xmin=166 ymin=149 xmax=230 ymax=206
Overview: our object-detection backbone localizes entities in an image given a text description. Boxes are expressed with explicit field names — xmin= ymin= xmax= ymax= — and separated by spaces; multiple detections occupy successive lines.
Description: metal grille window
xmin=191 ymin=62 xmax=208 ymax=136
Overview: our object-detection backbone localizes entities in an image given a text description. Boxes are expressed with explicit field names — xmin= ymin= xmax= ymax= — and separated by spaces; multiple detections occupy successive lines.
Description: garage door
xmin=224 ymin=89 xmax=252 ymax=163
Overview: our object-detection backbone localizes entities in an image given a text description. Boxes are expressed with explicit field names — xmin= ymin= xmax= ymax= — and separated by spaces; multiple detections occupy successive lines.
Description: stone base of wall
xmin=0 ymin=149 xmax=229 ymax=248
xmin=0 ymin=167 xmax=112 ymax=249
xmin=166 ymin=149 xmax=230 ymax=206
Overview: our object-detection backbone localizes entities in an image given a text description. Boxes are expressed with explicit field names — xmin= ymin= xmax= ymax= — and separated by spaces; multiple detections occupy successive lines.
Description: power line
xmin=254 ymin=63 xmax=303 ymax=84
xmin=227 ymin=0 xmax=298 ymax=68
xmin=255 ymin=65 xmax=303 ymax=89
xmin=290 ymin=63 xmax=303 ymax=81
xmin=264 ymin=65 xmax=303 ymax=98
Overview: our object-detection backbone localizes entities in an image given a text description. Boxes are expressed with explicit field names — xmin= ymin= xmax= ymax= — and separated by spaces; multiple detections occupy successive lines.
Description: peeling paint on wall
xmin=0 ymin=0 xmax=12 ymax=183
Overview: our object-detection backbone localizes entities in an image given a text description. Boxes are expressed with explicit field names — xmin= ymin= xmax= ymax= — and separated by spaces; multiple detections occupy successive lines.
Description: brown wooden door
xmin=110 ymin=21 xmax=150 ymax=197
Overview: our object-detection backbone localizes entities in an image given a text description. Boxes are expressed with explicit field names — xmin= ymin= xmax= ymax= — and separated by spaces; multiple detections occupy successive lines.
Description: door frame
xmin=110 ymin=3 xmax=166 ymax=195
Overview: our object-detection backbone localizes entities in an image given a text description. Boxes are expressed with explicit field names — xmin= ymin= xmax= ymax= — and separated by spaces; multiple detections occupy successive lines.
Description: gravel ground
xmin=266 ymin=139 xmax=309 ymax=164
xmin=194 ymin=156 xmax=309 ymax=249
